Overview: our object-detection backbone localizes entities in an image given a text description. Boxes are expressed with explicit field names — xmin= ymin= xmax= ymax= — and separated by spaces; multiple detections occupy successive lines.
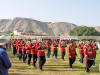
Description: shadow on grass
xmin=9 ymin=73 xmax=38 ymax=75
xmin=44 ymin=66 xmax=68 ymax=68
xmin=90 ymin=71 xmax=100 ymax=73
xmin=44 ymin=69 xmax=84 ymax=71
xmin=44 ymin=65 xmax=85 ymax=71
xmin=89 ymin=67 xmax=100 ymax=73
xmin=11 ymin=61 xmax=23 ymax=64
xmin=44 ymin=65 xmax=69 ymax=66
xmin=72 ymin=66 xmax=85 ymax=69
xmin=12 ymin=66 xmax=32 ymax=70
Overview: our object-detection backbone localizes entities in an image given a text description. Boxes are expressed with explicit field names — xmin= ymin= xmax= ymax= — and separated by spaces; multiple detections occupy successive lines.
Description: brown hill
xmin=0 ymin=17 xmax=77 ymax=35
xmin=95 ymin=26 xmax=100 ymax=32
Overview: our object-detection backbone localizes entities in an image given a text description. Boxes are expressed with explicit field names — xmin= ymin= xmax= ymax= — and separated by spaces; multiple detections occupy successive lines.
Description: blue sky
xmin=0 ymin=0 xmax=100 ymax=26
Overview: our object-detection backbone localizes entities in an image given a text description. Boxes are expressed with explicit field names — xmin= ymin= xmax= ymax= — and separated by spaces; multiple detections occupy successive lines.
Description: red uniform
xmin=46 ymin=40 xmax=51 ymax=50
xmin=52 ymin=41 xmax=58 ymax=51
xmin=37 ymin=42 xmax=46 ymax=70
xmin=67 ymin=43 xmax=76 ymax=68
xmin=46 ymin=40 xmax=51 ymax=58
xmin=21 ymin=41 xmax=26 ymax=52
xmin=36 ymin=42 xmax=39 ymax=50
xmin=78 ymin=44 xmax=84 ymax=54
xmin=18 ymin=42 xmax=22 ymax=51
xmin=67 ymin=44 xmax=76 ymax=58
xmin=84 ymin=44 xmax=95 ymax=59
xmin=91 ymin=43 xmax=97 ymax=55
xmin=66 ymin=40 xmax=69 ymax=43
xmin=16 ymin=41 xmax=20 ymax=51
xmin=84 ymin=43 xmax=95 ymax=72
xmin=59 ymin=41 xmax=66 ymax=60
xmin=60 ymin=42 xmax=65 ymax=53
xmin=25 ymin=44 xmax=31 ymax=54
xmin=37 ymin=43 xmax=45 ymax=56
xmin=30 ymin=43 xmax=37 ymax=54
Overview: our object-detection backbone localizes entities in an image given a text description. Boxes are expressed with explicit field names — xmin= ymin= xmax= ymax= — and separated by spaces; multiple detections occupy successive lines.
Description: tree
xmin=70 ymin=26 xmax=100 ymax=36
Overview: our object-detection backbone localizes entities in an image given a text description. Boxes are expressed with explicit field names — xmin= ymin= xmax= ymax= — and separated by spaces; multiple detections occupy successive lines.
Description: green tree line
xmin=70 ymin=26 xmax=100 ymax=36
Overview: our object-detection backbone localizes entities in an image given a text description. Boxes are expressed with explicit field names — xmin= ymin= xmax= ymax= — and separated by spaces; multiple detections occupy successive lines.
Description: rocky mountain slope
xmin=0 ymin=17 xmax=77 ymax=35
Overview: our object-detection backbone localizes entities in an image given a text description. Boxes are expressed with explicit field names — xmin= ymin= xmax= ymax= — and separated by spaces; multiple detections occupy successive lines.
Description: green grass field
xmin=8 ymin=47 xmax=100 ymax=75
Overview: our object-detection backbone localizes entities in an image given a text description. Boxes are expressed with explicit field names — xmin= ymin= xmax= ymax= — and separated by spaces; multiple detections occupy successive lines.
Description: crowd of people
xmin=10 ymin=38 xmax=99 ymax=72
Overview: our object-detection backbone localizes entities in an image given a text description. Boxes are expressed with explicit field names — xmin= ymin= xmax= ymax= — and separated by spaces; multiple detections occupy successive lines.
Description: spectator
xmin=0 ymin=39 xmax=11 ymax=75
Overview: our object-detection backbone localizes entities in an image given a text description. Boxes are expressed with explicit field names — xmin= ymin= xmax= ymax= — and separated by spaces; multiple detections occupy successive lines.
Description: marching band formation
xmin=10 ymin=38 xmax=98 ymax=72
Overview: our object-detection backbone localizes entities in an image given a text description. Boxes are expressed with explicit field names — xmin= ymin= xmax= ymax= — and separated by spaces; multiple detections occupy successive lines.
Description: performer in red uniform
xmin=37 ymin=41 xmax=46 ymax=71
xmin=25 ymin=40 xmax=32 ymax=65
xmin=52 ymin=40 xmax=58 ymax=59
xmin=18 ymin=40 xmax=23 ymax=60
xmin=84 ymin=41 xmax=95 ymax=72
xmin=21 ymin=40 xmax=26 ymax=63
xmin=67 ymin=41 xmax=77 ymax=68
xmin=30 ymin=40 xmax=37 ymax=68
xmin=60 ymin=40 xmax=66 ymax=60
xmin=46 ymin=40 xmax=51 ymax=58
xmin=16 ymin=39 xmax=20 ymax=57
xmin=11 ymin=39 xmax=17 ymax=56
xmin=78 ymin=41 xmax=84 ymax=63
xmin=91 ymin=40 xmax=98 ymax=66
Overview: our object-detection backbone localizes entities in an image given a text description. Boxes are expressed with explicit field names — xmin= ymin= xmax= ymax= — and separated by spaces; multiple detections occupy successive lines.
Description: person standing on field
xmin=60 ymin=40 xmax=66 ymax=60
xmin=52 ymin=40 xmax=58 ymax=59
xmin=0 ymin=39 xmax=11 ymax=75
xmin=67 ymin=41 xmax=77 ymax=68
xmin=84 ymin=41 xmax=96 ymax=72
xmin=37 ymin=40 xmax=46 ymax=71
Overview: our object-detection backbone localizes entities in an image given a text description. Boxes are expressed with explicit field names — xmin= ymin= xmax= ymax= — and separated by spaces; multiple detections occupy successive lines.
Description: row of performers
xmin=11 ymin=39 xmax=98 ymax=72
